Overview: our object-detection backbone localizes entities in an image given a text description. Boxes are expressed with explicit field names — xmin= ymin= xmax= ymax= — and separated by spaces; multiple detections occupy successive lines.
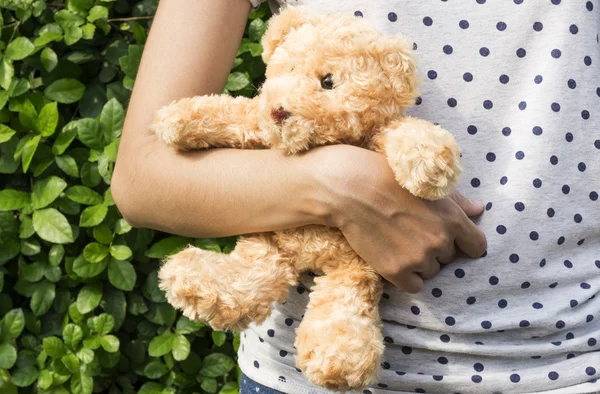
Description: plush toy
xmin=151 ymin=6 xmax=461 ymax=392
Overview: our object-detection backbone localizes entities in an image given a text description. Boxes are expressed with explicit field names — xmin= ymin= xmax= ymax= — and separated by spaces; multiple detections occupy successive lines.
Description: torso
xmin=239 ymin=1 xmax=600 ymax=393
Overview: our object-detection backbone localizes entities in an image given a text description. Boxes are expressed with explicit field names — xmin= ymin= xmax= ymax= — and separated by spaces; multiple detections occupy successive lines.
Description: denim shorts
xmin=239 ymin=373 xmax=286 ymax=394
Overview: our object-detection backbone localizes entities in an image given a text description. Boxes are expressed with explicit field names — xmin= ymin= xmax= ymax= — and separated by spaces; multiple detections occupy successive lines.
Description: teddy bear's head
xmin=256 ymin=7 xmax=420 ymax=153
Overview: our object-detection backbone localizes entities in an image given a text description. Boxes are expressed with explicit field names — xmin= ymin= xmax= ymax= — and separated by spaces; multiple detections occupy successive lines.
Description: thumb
xmin=449 ymin=190 xmax=485 ymax=217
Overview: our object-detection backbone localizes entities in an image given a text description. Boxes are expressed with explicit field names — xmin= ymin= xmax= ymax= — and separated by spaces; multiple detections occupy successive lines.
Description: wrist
xmin=296 ymin=145 xmax=379 ymax=230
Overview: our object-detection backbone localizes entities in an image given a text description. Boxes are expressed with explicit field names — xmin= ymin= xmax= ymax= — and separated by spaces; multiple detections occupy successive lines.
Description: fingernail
xmin=470 ymin=200 xmax=484 ymax=210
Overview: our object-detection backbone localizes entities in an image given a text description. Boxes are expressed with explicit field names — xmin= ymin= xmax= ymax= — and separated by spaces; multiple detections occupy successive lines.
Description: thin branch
xmin=46 ymin=2 xmax=66 ymax=7
xmin=8 ymin=21 xmax=21 ymax=42
xmin=107 ymin=16 xmax=154 ymax=23
xmin=1 ymin=21 xmax=19 ymax=30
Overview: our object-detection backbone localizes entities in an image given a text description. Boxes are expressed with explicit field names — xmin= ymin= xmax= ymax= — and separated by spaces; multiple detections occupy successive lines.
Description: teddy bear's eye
xmin=320 ymin=74 xmax=334 ymax=90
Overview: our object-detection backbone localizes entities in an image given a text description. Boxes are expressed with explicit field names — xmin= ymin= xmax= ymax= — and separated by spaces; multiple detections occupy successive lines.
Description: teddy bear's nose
xmin=271 ymin=106 xmax=291 ymax=124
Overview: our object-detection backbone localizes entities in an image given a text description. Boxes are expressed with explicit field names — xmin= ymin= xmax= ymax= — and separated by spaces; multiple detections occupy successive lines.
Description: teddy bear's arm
xmin=371 ymin=116 xmax=462 ymax=201
xmin=151 ymin=95 xmax=269 ymax=151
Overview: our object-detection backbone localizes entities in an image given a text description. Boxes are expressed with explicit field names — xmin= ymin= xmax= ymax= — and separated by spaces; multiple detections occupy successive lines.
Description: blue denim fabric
xmin=239 ymin=373 xmax=286 ymax=394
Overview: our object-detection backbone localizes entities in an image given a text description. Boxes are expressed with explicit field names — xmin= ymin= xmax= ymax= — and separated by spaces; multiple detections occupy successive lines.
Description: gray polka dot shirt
xmin=241 ymin=1 xmax=600 ymax=393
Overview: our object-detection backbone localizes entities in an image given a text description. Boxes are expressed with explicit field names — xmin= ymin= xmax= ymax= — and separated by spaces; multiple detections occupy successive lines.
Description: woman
xmin=112 ymin=0 xmax=599 ymax=393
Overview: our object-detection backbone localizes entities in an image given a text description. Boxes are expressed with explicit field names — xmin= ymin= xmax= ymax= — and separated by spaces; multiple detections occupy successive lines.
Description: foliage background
xmin=0 ymin=1 xmax=271 ymax=393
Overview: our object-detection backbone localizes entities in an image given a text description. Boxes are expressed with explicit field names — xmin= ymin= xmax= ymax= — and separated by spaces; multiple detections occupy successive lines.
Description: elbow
xmin=112 ymin=162 xmax=145 ymax=229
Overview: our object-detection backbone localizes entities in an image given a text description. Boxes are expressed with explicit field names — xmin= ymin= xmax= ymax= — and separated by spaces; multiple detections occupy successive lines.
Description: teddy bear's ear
xmin=370 ymin=35 xmax=421 ymax=109
xmin=261 ymin=6 xmax=320 ymax=63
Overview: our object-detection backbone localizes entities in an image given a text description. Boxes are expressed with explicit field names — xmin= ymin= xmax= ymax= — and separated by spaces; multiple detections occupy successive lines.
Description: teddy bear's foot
xmin=295 ymin=312 xmax=384 ymax=391
xmin=381 ymin=116 xmax=462 ymax=201
xmin=294 ymin=258 xmax=384 ymax=391
xmin=157 ymin=234 xmax=298 ymax=331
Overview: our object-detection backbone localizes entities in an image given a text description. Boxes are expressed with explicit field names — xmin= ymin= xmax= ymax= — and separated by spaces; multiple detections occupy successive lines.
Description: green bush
xmin=0 ymin=1 xmax=271 ymax=393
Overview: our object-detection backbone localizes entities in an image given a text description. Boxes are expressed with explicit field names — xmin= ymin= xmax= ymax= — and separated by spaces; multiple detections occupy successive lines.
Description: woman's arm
xmin=112 ymin=0 xmax=330 ymax=237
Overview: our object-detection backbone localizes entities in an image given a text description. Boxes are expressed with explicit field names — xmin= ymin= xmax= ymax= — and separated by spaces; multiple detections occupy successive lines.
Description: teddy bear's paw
xmin=295 ymin=314 xmax=384 ymax=391
xmin=401 ymin=142 xmax=462 ymax=201
xmin=158 ymin=246 xmax=297 ymax=331
xmin=150 ymin=101 xmax=189 ymax=147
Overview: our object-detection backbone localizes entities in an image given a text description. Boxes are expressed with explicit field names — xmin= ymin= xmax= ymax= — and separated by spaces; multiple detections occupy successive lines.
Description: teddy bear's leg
xmin=373 ymin=116 xmax=462 ymax=201
xmin=157 ymin=233 xmax=298 ymax=331
xmin=294 ymin=256 xmax=384 ymax=391
xmin=150 ymin=95 xmax=267 ymax=151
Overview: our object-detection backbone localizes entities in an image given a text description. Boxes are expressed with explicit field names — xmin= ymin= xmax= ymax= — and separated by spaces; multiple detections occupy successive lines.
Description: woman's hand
xmin=308 ymin=144 xmax=487 ymax=293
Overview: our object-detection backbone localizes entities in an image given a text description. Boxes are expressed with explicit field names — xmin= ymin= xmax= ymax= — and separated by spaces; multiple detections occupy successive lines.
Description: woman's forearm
xmin=113 ymin=142 xmax=331 ymax=237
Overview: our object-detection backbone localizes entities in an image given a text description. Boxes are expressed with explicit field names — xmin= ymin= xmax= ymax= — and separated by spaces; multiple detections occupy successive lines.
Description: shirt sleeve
xmin=248 ymin=0 xmax=265 ymax=11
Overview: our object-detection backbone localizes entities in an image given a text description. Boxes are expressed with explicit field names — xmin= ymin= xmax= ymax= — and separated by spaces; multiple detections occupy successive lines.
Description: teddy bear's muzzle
xmin=270 ymin=106 xmax=291 ymax=125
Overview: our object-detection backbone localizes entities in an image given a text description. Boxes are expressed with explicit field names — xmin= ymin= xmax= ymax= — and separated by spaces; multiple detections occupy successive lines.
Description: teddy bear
xmin=151 ymin=6 xmax=461 ymax=392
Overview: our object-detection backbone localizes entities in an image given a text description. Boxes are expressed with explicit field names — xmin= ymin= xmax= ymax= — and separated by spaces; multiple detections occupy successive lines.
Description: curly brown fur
xmin=153 ymin=6 xmax=462 ymax=391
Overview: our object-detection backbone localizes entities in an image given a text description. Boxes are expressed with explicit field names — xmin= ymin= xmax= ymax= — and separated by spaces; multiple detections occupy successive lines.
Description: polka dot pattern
xmin=239 ymin=1 xmax=600 ymax=393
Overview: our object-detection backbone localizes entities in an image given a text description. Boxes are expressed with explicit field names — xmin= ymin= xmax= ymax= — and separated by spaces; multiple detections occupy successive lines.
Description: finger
xmin=388 ymin=272 xmax=424 ymax=294
xmin=416 ymin=259 xmax=441 ymax=279
xmin=455 ymin=218 xmax=487 ymax=258
xmin=448 ymin=190 xmax=484 ymax=217
xmin=436 ymin=243 xmax=457 ymax=264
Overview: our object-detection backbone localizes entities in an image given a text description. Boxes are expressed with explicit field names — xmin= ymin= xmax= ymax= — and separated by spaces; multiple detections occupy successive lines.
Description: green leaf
xmin=30 ymin=281 xmax=55 ymax=315
xmin=35 ymin=102 xmax=59 ymax=136
xmin=44 ymin=78 xmax=85 ymax=104
xmin=0 ymin=308 xmax=25 ymax=340
xmin=90 ymin=313 xmax=114 ymax=335
xmin=55 ymin=154 xmax=79 ymax=177
xmin=109 ymin=245 xmax=131 ymax=260
xmin=212 ymin=330 xmax=226 ymax=347
xmin=11 ymin=366 xmax=39 ymax=387
xmin=70 ymin=372 xmax=93 ymax=394
xmin=100 ymin=334 xmax=119 ymax=352
xmin=65 ymin=185 xmax=102 ymax=205
xmin=5 ymin=37 xmax=35 ymax=61
xmin=83 ymin=242 xmax=109 ymax=263
xmin=201 ymin=378 xmax=218 ymax=394
xmin=0 ymin=91 xmax=9 ymax=111
xmin=77 ymin=282 xmax=102 ymax=313
xmin=32 ymin=176 xmax=67 ymax=209
xmin=0 ymin=124 xmax=16 ymax=143
xmin=108 ymin=259 xmax=136 ymax=291
xmin=0 ymin=189 xmax=30 ymax=211
xmin=172 ymin=334 xmax=190 ymax=361
xmin=76 ymin=347 xmax=94 ymax=364
xmin=99 ymin=98 xmax=124 ymax=142
xmin=63 ymin=323 xmax=83 ymax=348
xmin=61 ymin=353 xmax=80 ymax=373
xmin=64 ymin=25 xmax=83 ymax=46
xmin=248 ymin=18 xmax=267 ymax=42
xmin=225 ymin=72 xmax=250 ymax=91
xmin=138 ymin=382 xmax=163 ymax=394
xmin=148 ymin=330 xmax=175 ymax=357
xmin=43 ymin=336 xmax=67 ymax=358
xmin=102 ymin=287 xmax=126 ymax=331
xmin=144 ymin=360 xmax=169 ymax=379
xmin=40 ymin=47 xmax=58 ymax=72
xmin=87 ymin=5 xmax=108 ymax=22
xmin=21 ymin=135 xmax=41 ymax=173
xmin=0 ymin=58 xmax=14 ymax=91
xmin=219 ymin=382 xmax=239 ymax=394
xmin=32 ymin=208 xmax=73 ymax=243
xmin=37 ymin=369 xmax=53 ymax=390
xmin=145 ymin=236 xmax=191 ymax=259
xmin=93 ymin=224 xmax=113 ymax=244
xmin=114 ymin=218 xmax=131 ymax=235
xmin=200 ymin=353 xmax=235 ymax=377
xmin=72 ymin=254 xmax=107 ymax=278
xmin=77 ymin=118 xmax=105 ymax=148
xmin=19 ymin=215 xmax=35 ymax=238
xmin=49 ymin=244 xmax=65 ymax=266
xmin=79 ymin=203 xmax=107 ymax=227
xmin=52 ymin=121 xmax=78 ymax=155
xmin=175 ymin=316 xmax=204 ymax=334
